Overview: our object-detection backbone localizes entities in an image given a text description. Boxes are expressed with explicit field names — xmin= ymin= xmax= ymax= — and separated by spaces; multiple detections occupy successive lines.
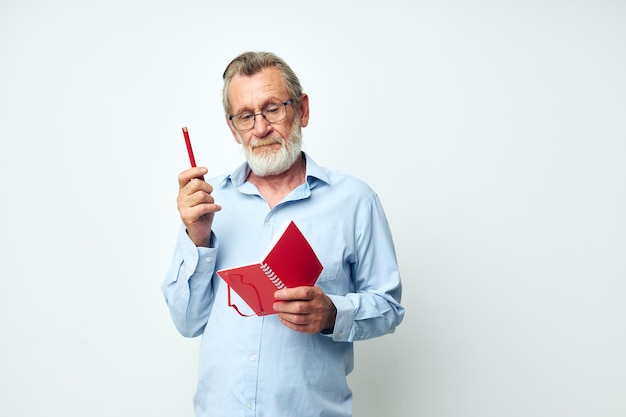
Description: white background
xmin=1 ymin=1 xmax=625 ymax=416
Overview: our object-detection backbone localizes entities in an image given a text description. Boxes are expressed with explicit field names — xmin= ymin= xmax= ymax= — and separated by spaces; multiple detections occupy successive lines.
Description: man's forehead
xmin=228 ymin=67 xmax=288 ymax=104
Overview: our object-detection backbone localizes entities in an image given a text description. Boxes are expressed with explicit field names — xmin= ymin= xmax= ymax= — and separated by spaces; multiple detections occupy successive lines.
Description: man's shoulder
xmin=305 ymin=153 xmax=373 ymax=192
xmin=316 ymin=166 xmax=377 ymax=200
xmin=324 ymin=166 xmax=369 ymax=186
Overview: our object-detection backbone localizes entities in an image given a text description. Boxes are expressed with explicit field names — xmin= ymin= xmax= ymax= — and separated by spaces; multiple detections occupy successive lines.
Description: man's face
xmin=226 ymin=67 xmax=309 ymax=176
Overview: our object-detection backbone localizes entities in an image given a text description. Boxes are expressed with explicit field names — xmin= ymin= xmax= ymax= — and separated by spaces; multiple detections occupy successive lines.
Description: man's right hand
xmin=177 ymin=167 xmax=222 ymax=247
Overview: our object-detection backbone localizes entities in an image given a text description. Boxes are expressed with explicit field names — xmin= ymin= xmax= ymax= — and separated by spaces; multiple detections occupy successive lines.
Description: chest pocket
xmin=302 ymin=226 xmax=348 ymax=283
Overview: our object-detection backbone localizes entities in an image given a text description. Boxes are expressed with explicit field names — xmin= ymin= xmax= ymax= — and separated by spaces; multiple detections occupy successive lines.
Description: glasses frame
xmin=229 ymin=99 xmax=294 ymax=131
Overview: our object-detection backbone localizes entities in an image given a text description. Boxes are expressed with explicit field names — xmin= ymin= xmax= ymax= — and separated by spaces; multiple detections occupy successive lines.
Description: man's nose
xmin=253 ymin=114 xmax=272 ymax=136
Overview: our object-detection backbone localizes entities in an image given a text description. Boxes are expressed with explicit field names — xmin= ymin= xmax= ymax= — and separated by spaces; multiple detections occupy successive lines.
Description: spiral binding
xmin=260 ymin=263 xmax=286 ymax=289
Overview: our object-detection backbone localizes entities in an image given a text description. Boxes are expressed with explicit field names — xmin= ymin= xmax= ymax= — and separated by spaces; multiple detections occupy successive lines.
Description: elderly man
xmin=162 ymin=51 xmax=404 ymax=417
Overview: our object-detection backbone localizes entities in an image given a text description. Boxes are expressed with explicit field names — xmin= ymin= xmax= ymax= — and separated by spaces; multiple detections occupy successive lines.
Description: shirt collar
xmin=219 ymin=152 xmax=330 ymax=188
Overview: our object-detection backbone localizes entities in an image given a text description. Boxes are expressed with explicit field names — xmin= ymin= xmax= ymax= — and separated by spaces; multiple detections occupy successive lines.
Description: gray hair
xmin=222 ymin=51 xmax=303 ymax=116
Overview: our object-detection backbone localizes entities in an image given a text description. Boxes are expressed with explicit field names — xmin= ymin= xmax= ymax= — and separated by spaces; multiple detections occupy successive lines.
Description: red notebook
xmin=216 ymin=221 xmax=323 ymax=316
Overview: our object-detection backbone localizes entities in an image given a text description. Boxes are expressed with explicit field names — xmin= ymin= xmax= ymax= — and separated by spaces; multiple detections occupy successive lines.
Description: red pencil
xmin=182 ymin=126 xmax=197 ymax=167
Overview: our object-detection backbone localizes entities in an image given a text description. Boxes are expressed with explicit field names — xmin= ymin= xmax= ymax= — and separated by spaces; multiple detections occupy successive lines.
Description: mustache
xmin=250 ymin=137 xmax=284 ymax=149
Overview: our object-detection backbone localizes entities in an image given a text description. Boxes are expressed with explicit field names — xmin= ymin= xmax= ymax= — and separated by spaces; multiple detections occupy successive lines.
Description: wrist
xmin=321 ymin=303 xmax=337 ymax=334
xmin=187 ymin=228 xmax=212 ymax=247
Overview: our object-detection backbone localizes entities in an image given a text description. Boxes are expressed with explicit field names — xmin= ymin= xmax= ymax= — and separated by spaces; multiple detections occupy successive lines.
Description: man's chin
xmin=243 ymin=137 xmax=302 ymax=177
xmin=247 ymin=154 xmax=292 ymax=177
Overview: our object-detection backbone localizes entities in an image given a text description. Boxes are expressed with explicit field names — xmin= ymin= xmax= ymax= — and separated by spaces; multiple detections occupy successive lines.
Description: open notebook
xmin=216 ymin=221 xmax=323 ymax=316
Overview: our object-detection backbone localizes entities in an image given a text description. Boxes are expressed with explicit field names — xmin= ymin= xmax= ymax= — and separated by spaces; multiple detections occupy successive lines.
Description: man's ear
xmin=298 ymin=94 xmax=310 ymax=128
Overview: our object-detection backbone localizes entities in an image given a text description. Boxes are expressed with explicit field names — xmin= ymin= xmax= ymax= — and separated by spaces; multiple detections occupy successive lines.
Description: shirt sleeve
xmin=324 ymin=193 xmax=405 ymax=342
xmin=161 ymin=225 xmax=219 ymax=338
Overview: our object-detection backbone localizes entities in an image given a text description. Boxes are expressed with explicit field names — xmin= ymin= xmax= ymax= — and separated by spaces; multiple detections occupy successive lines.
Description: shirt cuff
xmin=179 ymin=226 xmax=218 ymax=275
xmin=324 ymin=294 xmax=355 ymax=342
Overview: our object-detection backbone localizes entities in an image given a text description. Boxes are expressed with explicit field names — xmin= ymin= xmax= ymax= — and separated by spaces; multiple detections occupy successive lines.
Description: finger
xmin=181 ymin=181 xmax=214 ymax=203
xmin=179 ymin=187 xmax=220 ymax=209
xmin=178 ymin=188 xmax=221 ymax=223
xmin=273 ymin=300 xmax=309 ymax=315
xmin=181 ymin=203 xmax=222 ymax=224
xmin=178 ymin=167 xmax=208 ymax=188
xmin=274 ymin=286 xmax=316 ymax=301
xmin=277 ymin=314 xmax=321 ymax=335
xmin=278 ymin=312 xmax=310 ymax=326
xmin=177 ymin=179 xmax=214 ymax=205
xmin=184 ymin=187 xmax=216 ymax=206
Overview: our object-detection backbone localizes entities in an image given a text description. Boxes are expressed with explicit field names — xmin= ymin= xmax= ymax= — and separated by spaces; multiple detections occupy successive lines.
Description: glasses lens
xmin=233 ymin=112 xmax=254 ymax=130
xmin=263 ymin=103 xmax=286 ymax=123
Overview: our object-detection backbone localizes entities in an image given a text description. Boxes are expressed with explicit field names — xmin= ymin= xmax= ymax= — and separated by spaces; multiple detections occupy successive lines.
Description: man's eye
xmin=264 ymin=105 xmax=280 ymax=114
xmin=238 ymin=113 xmax=254 ymax=121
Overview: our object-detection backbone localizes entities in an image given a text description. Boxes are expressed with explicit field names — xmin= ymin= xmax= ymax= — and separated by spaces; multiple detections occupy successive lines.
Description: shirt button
xmin=338 ymin=331 xmax=344 ymax=338
xmin=246 ymin=403 xmax=254 ymax=410
xmin=205 ymin=256 xmax=211 ymax=262
xmin=249 ymin=354 xmax=257 ymax=361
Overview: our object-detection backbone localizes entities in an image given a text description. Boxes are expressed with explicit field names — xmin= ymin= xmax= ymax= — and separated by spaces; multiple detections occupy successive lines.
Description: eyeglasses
xmin=229 ymin=99 xmax=293 ymax=131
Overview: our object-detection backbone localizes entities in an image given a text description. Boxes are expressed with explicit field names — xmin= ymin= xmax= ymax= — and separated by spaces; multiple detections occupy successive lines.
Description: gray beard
xmin=240 ymin=121 xmax=303 ymax=177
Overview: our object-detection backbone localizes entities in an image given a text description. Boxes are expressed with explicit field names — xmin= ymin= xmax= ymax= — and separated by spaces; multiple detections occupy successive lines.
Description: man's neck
xmin=246 ymin=154 xmax=306 ymax=208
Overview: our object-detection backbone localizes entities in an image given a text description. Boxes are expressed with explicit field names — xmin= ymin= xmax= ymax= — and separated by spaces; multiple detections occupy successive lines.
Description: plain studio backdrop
xmin=1 ymin=1 xmax=625 ymax=416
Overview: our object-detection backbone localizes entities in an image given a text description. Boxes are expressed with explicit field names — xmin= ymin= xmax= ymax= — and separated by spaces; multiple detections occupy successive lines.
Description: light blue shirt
xmin=161 ymin=153 xmax=404 ymax=417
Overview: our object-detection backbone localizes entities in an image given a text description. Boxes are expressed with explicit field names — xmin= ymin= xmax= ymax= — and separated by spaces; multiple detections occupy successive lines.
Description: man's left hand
xmin=273 ymin=286 xmax=337 ymax=334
